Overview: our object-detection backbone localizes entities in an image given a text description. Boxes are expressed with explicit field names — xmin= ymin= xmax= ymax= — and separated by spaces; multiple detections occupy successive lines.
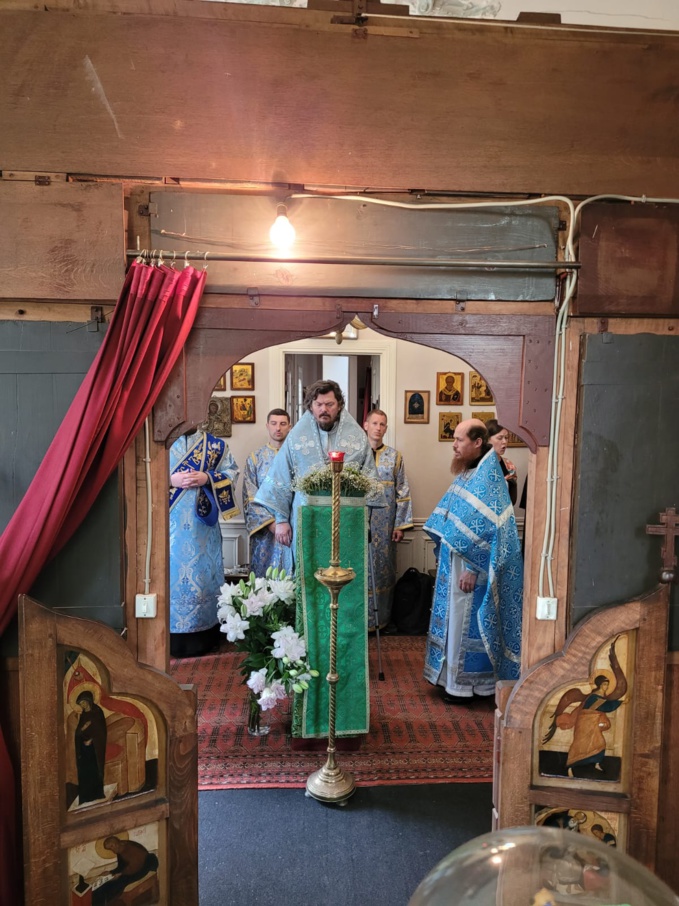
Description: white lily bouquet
xmin=216 ymin=567 xmax=318 ymax=714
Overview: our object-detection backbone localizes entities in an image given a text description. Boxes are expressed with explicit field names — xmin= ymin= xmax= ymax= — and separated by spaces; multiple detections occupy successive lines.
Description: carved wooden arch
xmin=153 ymin=295 xmax=555 ymax=450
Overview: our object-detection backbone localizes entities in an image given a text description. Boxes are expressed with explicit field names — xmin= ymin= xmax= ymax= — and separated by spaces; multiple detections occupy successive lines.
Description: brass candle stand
xmin=305 ymin=453 xmax=357 ymax=805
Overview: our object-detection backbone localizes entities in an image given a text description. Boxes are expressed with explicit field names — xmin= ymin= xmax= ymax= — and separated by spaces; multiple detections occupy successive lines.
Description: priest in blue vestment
xmin=253 ymin=379 xmax=385 ymax=562
xmin=242 ymin=408 xmax=294 ymax=577
xmin=364 ymin=408 xmax=413 ymax=629
xmin=169 ymin=430 xmax=239 ymax=657
xmin=254 ymin=379 xmax=385 ymax=738
xmin=424 ymin=418 xmax=523 ymax=703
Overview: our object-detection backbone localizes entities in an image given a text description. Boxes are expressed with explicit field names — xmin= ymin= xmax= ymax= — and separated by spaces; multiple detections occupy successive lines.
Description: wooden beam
xmin=0 ymin=182 xmax=125 ymax=300
xmin=2 ymin=6 xmax=679 ymax=196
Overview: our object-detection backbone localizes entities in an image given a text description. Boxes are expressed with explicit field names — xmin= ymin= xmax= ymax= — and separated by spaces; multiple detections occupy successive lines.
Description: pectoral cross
xmin=646 ymin=507 xmax=679 ymax=583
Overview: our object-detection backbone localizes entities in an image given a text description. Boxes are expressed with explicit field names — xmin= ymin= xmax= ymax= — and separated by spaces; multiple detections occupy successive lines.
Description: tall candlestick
xmin=306 ymin=453 xmax=356 ymax=805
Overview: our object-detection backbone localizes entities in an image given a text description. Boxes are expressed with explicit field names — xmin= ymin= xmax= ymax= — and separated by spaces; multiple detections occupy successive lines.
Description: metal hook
xmin=170 ymin=250 xmax=177 ymax=269
xmin=203 ymin=251 xmax=209 ymax=271
xmin=184 ymin=250 xmax=191 ymax=268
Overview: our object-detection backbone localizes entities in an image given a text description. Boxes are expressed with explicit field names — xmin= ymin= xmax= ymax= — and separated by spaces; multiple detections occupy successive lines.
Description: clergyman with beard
xmin=256 ymin=380 xmax=385 ymax=739
xmin=423 ymin=418 xmax=523 ymax=704
xmin=254 ymin=379 xmax=385 ymax=572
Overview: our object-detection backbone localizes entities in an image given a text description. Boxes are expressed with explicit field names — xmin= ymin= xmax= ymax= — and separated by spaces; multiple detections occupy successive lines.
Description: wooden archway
xmin=153 ymin=295 xmax=555 ymax=451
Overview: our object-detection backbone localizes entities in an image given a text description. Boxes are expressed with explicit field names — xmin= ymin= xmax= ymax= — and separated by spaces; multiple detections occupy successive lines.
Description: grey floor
xmin=199 ymin=783 xmax=493 ymax=906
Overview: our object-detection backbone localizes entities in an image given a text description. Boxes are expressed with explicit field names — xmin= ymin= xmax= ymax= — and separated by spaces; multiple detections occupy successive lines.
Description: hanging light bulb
xmin=269 ymin=203 xmax=296 ymax=253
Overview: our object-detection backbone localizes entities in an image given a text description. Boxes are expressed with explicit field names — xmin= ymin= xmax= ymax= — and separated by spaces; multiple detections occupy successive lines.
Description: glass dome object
xmin=409 ymin=826 xmax=679 ymax=906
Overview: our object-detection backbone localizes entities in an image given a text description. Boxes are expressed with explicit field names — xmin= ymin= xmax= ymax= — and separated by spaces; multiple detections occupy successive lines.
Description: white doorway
xmin=268 ymin=332 xmax=396 ymax=427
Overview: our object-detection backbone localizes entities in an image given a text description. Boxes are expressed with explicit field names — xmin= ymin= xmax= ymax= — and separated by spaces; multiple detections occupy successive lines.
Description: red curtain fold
xmin=0 ymin=260 xmax=206 ymax=902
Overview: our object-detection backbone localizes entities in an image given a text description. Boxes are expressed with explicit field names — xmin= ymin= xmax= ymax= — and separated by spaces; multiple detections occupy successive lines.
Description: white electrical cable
xmin=143 ymin=417 xmax=153 ymax=595
xmin=290 ymin=191 xmax=575 ymax=214
xmin=293 ymin=189 xmax=679 ymax=603
xmin=288 ymin=189 xmax=577 ymax=599
xmin=538 ymin=192 xmax=679 ymax=599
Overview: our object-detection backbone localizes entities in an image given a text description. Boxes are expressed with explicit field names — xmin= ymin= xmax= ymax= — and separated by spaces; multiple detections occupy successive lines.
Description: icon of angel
xmin=542 ymin=637 xmax=627 ymax=778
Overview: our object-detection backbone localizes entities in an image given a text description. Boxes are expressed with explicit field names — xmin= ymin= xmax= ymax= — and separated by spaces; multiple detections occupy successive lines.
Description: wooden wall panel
xmin=0 ymin=182 xmax=125 ymax=301
xmin=19 ymin=596 xmax=198 ymax=906
xmin=2 ymin=5 xmax=679 ymax=196
xmin=575 ymin=204 xmax=679 ymax=316
xmin=657 ymin=657 xmax=679 ymax=893
xmin=498 ymin=589 xmax=668 ymax=872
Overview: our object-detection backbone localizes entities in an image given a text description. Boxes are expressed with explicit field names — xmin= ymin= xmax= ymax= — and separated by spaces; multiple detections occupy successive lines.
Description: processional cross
xmin=646 ymin=507 xmax=679 ymax=584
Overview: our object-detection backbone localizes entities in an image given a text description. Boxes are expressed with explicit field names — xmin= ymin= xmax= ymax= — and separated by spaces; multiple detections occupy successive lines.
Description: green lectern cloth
xmin=293 ymin=498 xmax=369 ymax=738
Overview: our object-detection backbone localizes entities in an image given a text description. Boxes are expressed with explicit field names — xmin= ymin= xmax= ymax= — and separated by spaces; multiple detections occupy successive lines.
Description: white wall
xmin=217 ymin=328 xmax=529 ymax=526
xmin=393 ymin=333 xmax=529 ymax=519
xmin=499 ymin=0 xmax=679 ymax=30
xmin=207 ymin=0 xmax=679 ymax=32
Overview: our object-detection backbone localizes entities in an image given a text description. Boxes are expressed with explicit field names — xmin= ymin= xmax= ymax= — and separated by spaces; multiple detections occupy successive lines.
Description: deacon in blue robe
xmin=169 ymin=431 xmax=239 ymax=657
xmin=364 ymin=409 xmax=414 ymax=629
xmin=243 ymin=433 xmax=295 ymax=578
xmin=424 ymin=419 xmax=523 ymax=700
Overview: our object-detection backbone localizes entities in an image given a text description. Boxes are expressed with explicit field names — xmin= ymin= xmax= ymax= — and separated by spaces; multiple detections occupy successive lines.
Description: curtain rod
xmin=126 ymin=249 xmax=579 ymax=271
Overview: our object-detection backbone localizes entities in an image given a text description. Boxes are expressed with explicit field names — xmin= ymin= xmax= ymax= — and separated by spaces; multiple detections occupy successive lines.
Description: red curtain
xmin=0 ymin=260 xmax=206 ymax=902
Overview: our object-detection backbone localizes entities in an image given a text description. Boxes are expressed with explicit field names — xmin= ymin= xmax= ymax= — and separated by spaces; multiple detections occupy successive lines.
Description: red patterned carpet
xmin=170 ymin=635 xmax=495 ymax=789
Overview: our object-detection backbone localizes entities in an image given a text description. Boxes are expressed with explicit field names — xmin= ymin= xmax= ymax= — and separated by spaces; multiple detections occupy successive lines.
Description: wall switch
xmin=135 ymin=593 xmax=157 ymax=618
xmin=536 ymin=595 xmax=557 ymax=620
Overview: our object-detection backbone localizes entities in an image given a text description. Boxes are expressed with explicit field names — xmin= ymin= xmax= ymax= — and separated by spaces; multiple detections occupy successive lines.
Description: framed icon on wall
xmin=436 ymin=372 xmax=464 ymax=405
xmin=230 ymin=395 xmax=256 ymax=424
xmin=469 ymin=371 xmax=494 ymax=405
xmin=404 ymin=390 xmax=430 ymax=424
xmin=230 ymin=362 xmax=255 ymax=392
xmin=438 ymin=412 xmax=461 ymax=441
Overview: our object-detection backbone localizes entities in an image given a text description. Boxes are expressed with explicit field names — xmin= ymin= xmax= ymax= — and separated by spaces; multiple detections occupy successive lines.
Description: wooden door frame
xmin=137 ymin=295 xmax=556 ymax=673
xmin=269 ymin=334 xmax=397 ymax=429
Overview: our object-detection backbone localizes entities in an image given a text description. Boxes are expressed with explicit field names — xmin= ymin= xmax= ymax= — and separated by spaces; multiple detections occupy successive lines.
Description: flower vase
xmin=247 ymin=692 xmax=270 ymax=737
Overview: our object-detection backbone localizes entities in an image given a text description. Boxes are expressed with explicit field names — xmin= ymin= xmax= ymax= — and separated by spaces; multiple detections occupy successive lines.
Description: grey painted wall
xmin=571 ymin=332 xmax=679 ymax=648
xmin=0 ymin=321 xmax=122 ymax=654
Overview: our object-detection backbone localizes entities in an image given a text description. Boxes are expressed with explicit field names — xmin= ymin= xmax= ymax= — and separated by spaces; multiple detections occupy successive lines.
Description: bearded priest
xmin=255 ymin=379 xmax=385 ymax=740
xmin=424 ymin=418 xmax=523 ymax=705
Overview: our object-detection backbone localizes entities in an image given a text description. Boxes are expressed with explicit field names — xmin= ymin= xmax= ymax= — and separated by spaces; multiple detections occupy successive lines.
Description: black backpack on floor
xmin=392 ymin=568 xmax=434 ymax=635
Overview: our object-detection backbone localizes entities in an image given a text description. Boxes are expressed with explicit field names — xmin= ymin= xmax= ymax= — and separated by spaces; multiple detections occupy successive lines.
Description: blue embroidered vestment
xmin=169 ymin=432 xmax=239 ymax=634
xmin=424 ymin=449 xmax=523 ymax=689
xmin=242 ymin=443 xmax=294 ymax=577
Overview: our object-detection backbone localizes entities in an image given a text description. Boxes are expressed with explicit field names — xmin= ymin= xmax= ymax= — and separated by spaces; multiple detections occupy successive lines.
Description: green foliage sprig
xmin=293 ymin=463 xmax=381 ymax=498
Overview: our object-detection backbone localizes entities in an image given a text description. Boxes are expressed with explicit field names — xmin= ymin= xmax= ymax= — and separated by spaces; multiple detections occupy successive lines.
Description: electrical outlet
xmin=135 ymin=593 xmax=157 ymax=618
xmin=536 ymin=596 xmax=557 ymax=620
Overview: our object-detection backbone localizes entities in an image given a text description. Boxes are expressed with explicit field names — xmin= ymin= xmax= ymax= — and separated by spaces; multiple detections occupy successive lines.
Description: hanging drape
xmin=0 ymin=260 xmax=206 ymax=903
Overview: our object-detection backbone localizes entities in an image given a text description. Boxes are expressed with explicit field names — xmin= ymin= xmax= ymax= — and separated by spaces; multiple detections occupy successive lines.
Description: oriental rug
xmin=170 ymin=635 xmax=495 ymax=789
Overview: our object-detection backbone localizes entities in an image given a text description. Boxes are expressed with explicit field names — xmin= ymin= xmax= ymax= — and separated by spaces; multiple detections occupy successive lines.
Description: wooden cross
xmin=646 ymin=507 xmax=679 ymax=583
